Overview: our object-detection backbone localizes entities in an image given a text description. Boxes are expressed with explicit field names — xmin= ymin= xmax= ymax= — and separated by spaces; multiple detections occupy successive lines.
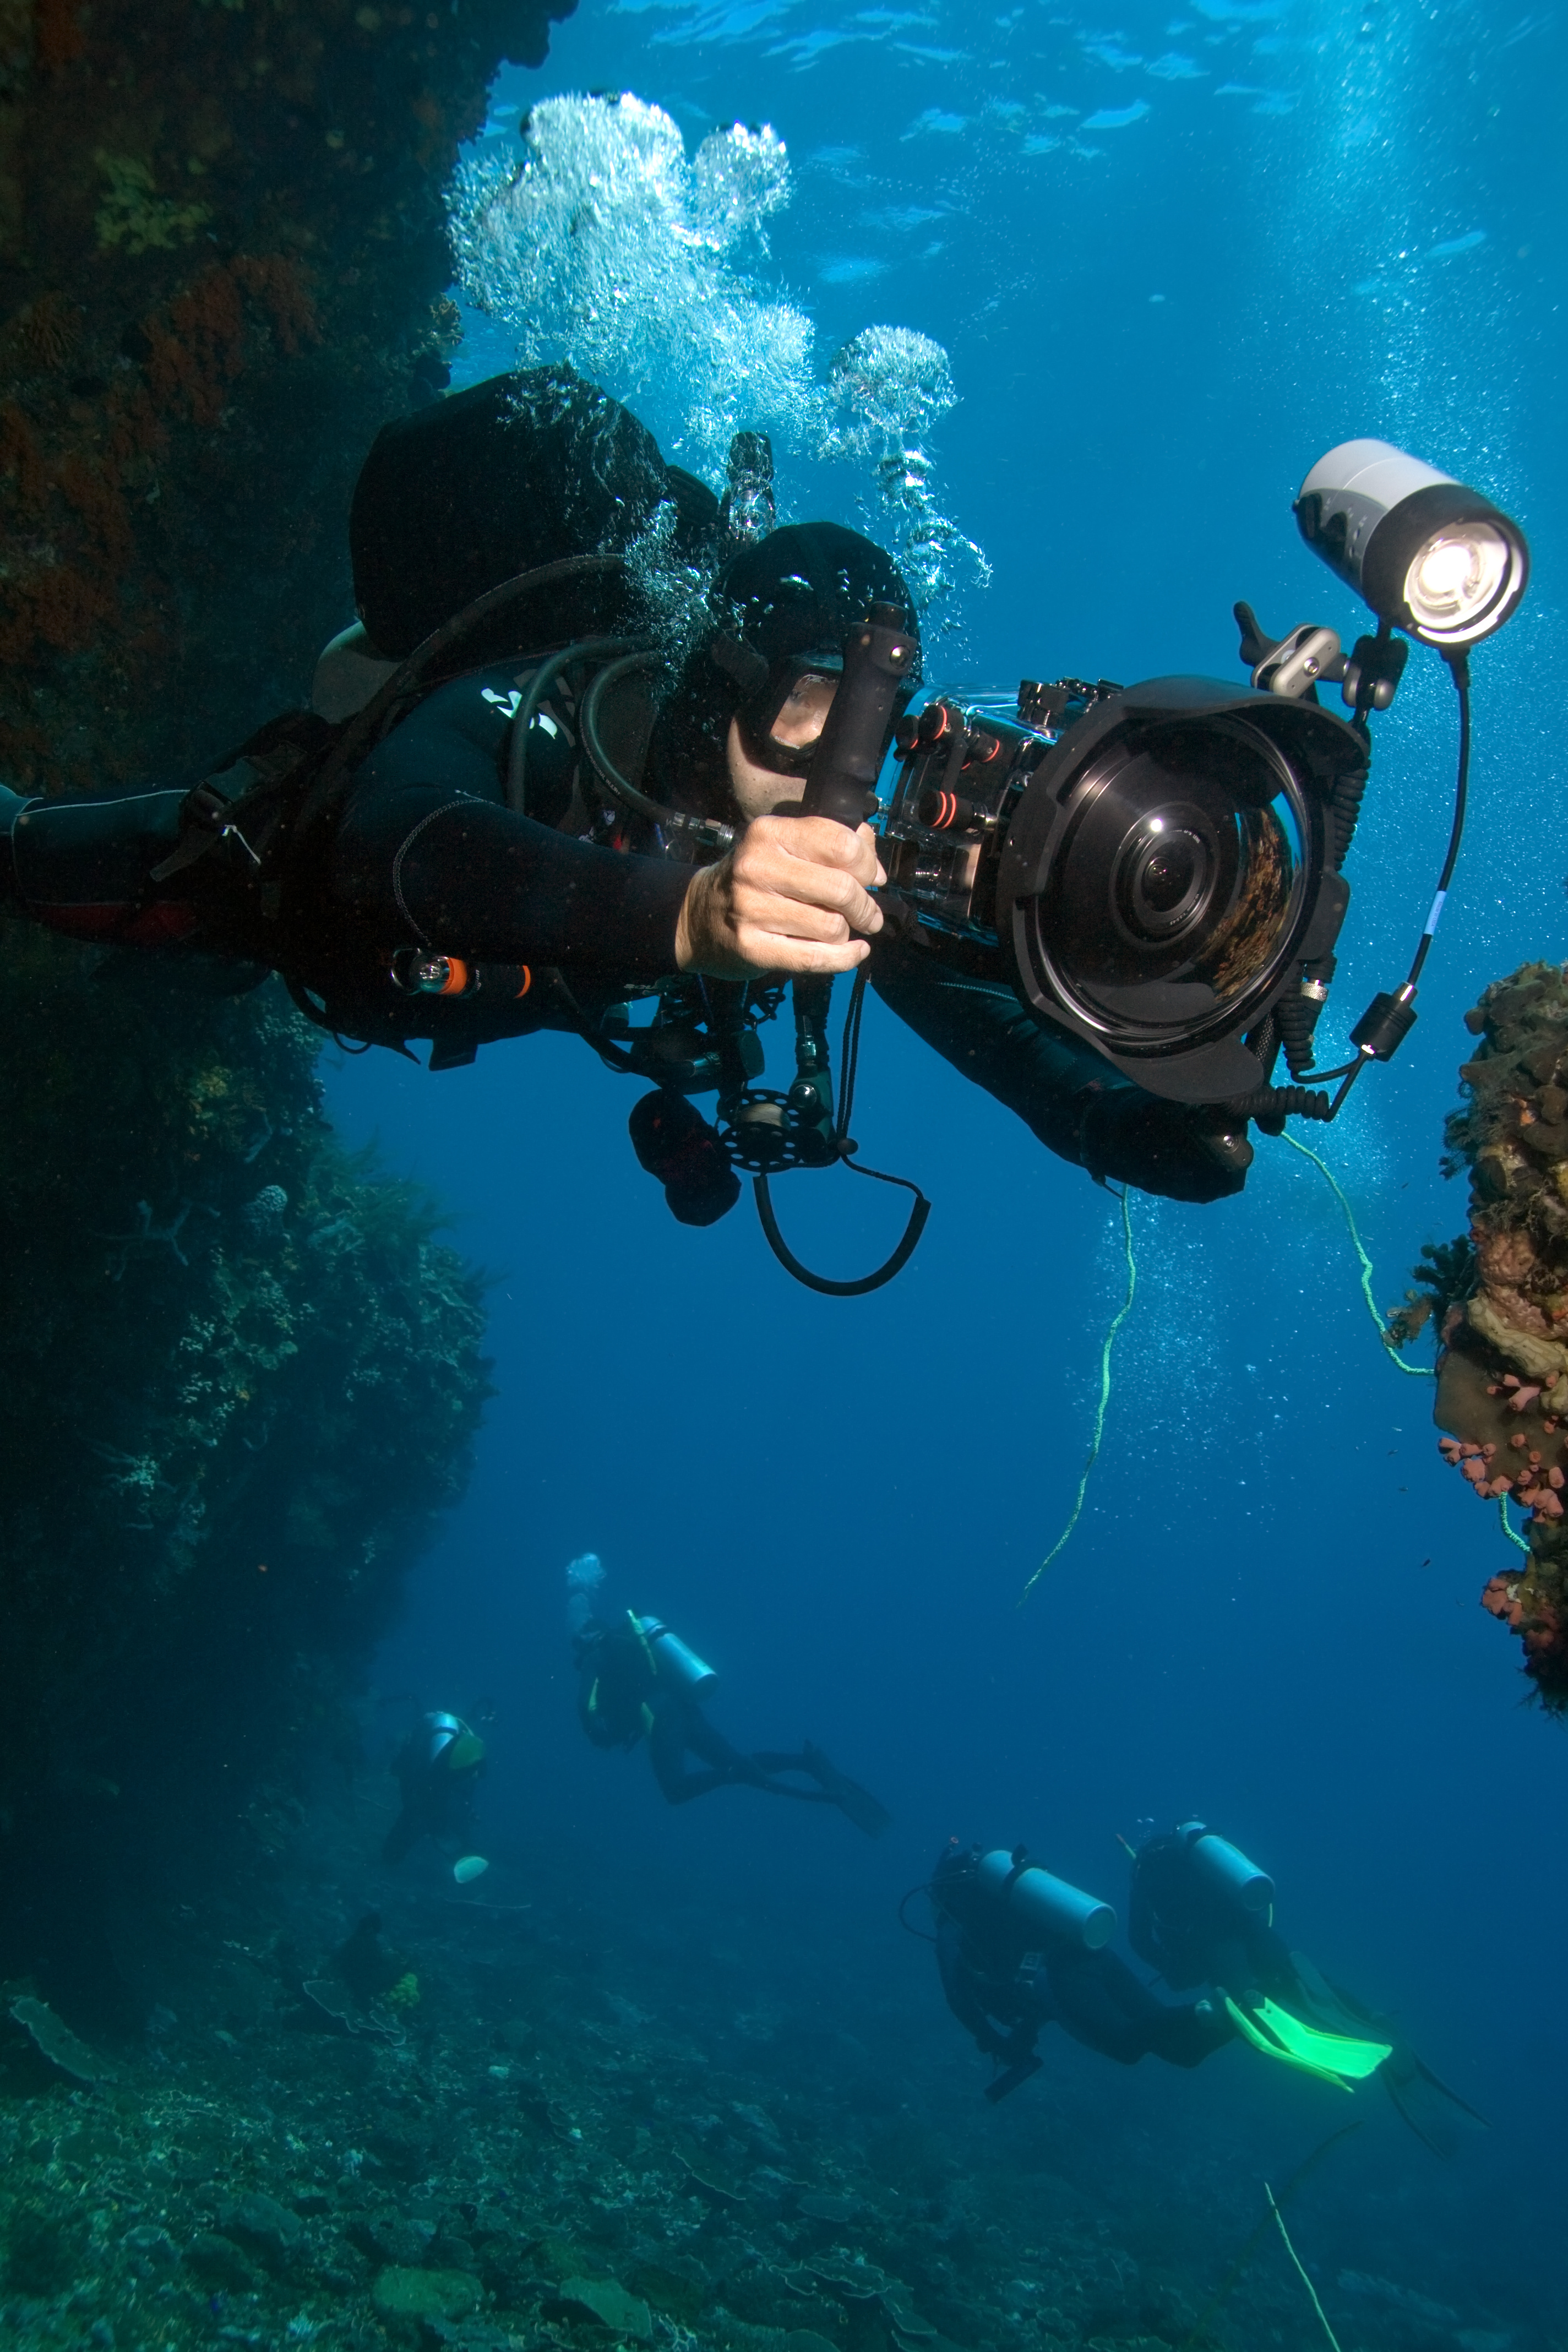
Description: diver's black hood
xmin=648 ymin=520 xmax=922 ymax=824
xmin=350 ymin=366 xmax=720 ymax=658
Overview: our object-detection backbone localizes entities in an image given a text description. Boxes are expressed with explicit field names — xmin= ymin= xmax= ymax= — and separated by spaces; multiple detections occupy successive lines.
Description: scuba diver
xmin=1128 ymin=1820 xmax=1487 ymax=2156
xmin=928 ymin=1840 xmax=1235 ymax=2101
xmin=566 ymin=1551 xmax=890 ymax=1833
xmin=0 ymin=365 xmax=1247 ymax=1212
xmin=382 ymin=1709 xmax=486 ymax=1865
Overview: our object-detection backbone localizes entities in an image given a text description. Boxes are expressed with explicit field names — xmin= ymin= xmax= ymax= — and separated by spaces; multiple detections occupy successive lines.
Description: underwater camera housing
xmin=882 ymin=677 xmax=1365 ymax=1106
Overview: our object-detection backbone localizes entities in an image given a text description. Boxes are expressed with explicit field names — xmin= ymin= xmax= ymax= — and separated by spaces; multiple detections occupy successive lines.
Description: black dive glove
xmin=628 ymin=1090 xmax=741 ymax=1227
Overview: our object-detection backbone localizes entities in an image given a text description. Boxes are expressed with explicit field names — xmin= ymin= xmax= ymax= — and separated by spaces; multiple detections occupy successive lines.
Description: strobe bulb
xmin=1295 ymin=438 xmax=1529 ymax=649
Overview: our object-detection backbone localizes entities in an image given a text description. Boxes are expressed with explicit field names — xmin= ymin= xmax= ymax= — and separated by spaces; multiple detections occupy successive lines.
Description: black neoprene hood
xmin=349 ymin=366 xmax=720 ymax=656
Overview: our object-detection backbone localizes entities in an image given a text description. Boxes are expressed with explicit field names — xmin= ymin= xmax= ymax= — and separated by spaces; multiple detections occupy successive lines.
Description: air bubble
xmin=449 ymin=94 xmax=985 ymax=625
xmin=826 ymin=328 xmax=990 ymax=616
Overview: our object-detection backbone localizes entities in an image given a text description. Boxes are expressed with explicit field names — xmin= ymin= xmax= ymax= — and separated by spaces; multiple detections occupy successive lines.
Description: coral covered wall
xmin=0 ymin=919 xmax=489 ymax=1964
xmin=0 ymin=0 xmax=569 ymax=2001
xmin=1419 ymin=963 xmax=1568 ymax=1703
xmin=0 ymin=0 xmax=570 ymax=788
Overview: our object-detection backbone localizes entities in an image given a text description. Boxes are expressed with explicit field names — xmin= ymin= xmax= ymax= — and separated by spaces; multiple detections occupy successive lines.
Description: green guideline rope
xmin=1282 ymin=1139 xmax=1532 ymax=1559
xmin=1278 ymin=1133 xmax=1434 ymax=1379
xmin=1019 ymin=1187 xmax=1136 ymax=1605
xmin=1177 ymin=2124 xmax=1360 ymax=2352
xmin=1265 ymin=2185 xmax=1345 ymax=2352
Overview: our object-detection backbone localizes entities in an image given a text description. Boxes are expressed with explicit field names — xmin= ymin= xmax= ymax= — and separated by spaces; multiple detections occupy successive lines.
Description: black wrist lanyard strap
xmin=752 ymin=963 xmax=932 ymax=1298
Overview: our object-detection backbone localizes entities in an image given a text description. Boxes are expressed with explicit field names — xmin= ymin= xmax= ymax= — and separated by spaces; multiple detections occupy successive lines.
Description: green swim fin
xmin=1224 ymin=1995 xmax=1392 ymax=2090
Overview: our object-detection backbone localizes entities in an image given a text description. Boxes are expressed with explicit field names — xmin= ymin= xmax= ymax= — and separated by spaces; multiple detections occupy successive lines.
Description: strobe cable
xmin=753 ymin=963 xmax=933 ymax=1298
xmin=1407 ymin=650 xmax=1471 ymax=992
xmin=1262 ymin=649 xmax=1472 ymax=1119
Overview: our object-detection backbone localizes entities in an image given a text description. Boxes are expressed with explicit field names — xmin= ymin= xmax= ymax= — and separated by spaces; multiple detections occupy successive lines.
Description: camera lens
xmin=1119 ymin=823 xmax=1210 ymax=938
xmin=1143 ymin=845 xmax=1194 ymax=912
xmin=1026 ymin=714 xmax=1309 ymax=1048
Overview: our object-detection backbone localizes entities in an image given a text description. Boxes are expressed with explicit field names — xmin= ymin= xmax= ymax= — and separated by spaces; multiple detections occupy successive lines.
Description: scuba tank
xmin=636 ymin=1617 xmax=717 ymax=1696
xmin=977 ymin=1848 xmax=1115 ymax=1951
xmin=422 ymin=1711 xmax=485 ymax=1773
xmin=1178 ymin=1822 xmax=1275 ymax=1914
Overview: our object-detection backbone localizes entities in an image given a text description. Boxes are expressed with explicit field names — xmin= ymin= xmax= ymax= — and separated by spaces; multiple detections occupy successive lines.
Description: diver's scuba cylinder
xmin=422 ymin=1712 xmax=485 ymax=1773
xmin=636 ymin=1617 xmax=717 ymax=1696
xmin=1178 ymin=1822 xmax=1274 ymax=1914
xmin=424 ymin=1711 xmax=462 ymax=1765
xmin=977 ymin=1848 xmax=1115 ymax=1951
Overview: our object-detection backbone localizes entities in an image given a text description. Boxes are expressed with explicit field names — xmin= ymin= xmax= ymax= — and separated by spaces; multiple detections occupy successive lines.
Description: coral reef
xmin=0 ymin=0 xmax=571 ymax=790
xmin=0 ymin=0 xmax=570 ymax=2003
xmin=1424 ymin=962 xmax=1568 ymax=1703
xmin=0 ymin=919 xmax=489 ymax=1999
xmin=0 ymin=1791 xmax=1531 ymax=2352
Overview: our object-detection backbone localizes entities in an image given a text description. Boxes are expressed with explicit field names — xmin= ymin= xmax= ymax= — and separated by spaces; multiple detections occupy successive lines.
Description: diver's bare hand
xmin=674 ymin=814 xmax=885 ymax=978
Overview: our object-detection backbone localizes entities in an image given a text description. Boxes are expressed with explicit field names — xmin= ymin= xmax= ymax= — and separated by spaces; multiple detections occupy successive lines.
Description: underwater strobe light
xmin=873 ymin=435 xmax=1534 ymax=1128
xmin=1295 ymin=438 xmax=1529 ymax=651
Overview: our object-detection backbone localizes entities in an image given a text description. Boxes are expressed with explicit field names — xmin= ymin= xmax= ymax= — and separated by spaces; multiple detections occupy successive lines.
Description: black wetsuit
xmin=932 ymin=1847 xmax=1232 ymax=2099
xmin=0 ymin=357 xmax=1244 ymax=1204
xmin=574 ymin=1616 xmax=838 ymax=1810
xmin=0 ymin=661 xmax=689 ymax=1042
xmin=0 ymin=685 xmax=1240 ymax=1202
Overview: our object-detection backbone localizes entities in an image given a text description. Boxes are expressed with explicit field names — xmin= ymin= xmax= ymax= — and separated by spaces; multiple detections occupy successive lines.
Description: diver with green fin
xmin=1128 ymin=1820 xmax=1485 ymax=2155
xmin=566 ymin=1553 xmax=890 ymax=1834
xmin=927 ymin=1839 xmax=1235 ymax=2102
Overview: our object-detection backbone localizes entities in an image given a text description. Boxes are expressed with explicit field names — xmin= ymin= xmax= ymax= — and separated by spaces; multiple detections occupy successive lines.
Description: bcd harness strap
xmin=150 ymin=552 xmax=635 ymax=908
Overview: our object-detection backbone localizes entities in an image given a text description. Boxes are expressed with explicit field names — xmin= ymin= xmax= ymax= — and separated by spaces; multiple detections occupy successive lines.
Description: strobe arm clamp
xmin=1341 ymin=624 xmax=1408 ymax=718
xmin=1232 ymin=602 xmax=1407 ymax=715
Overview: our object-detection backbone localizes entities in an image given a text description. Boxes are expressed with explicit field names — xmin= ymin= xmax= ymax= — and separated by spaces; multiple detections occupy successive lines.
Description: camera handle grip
xmin=799 ymin=602 xmax=917 ymax=827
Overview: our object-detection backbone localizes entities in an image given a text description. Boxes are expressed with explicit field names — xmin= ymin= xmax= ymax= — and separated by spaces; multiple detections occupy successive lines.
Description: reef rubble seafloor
xmin=1406 ymin=962 xmax=1568 ymax=1702
xmin=0 ymin=1778 xmax=1536 ymax=2352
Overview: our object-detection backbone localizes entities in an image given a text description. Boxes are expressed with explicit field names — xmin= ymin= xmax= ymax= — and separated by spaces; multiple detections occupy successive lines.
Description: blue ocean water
xmin=329 ymin=4 xmax=1566 ymax=2342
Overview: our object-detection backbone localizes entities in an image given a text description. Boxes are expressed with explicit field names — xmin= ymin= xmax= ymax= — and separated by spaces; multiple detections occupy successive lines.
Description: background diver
xmin=382 ymin=1708 xmax=486 ymax=1866
xmin=0 ymin=364 xmax=1249 ymax=1212
xmin=567 ymin=1552 xmax=890 ymax=1834
xmin=927 ymin=1839 xmax=1235 ymax=2103
xmin=1128 ymin=1819 xmax=1487 ymax=2157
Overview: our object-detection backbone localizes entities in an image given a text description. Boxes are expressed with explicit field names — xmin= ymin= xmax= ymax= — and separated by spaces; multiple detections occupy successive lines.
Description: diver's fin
xmin=1299 ymin=1955 xmax=1390 ymax=2030
xmin=1412 ymin=2052 xmax=1489 ymax=2127
xmin=1224 ymin=1995 xmax=1391 ymax=2090
xmin=799 ymin=1743 xmax=892 ymax=1838
xmin=984 ymin=2051 xmax=1043 ymax=2104
xmin=1380 ymin=2047 xmax=1490 ymax=2157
